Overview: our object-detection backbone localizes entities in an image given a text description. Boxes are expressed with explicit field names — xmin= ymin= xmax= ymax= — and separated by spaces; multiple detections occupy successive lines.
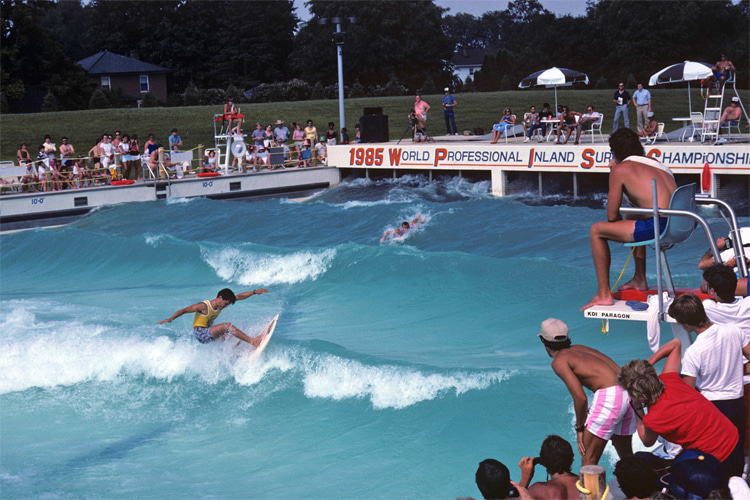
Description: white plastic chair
xmin=721 ymin=119 xmax=741 ymax=136
xmin=504 ymin=115 xmax=518 ymax=143
xmin=688 ymin=112 xmax=704 ymax=141
xmin=579 ymin=114 xmax=604 ymax=143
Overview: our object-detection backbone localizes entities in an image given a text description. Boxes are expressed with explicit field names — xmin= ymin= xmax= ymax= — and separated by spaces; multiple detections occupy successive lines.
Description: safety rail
xmin=619 ymin=185 xmax=745 ymax=322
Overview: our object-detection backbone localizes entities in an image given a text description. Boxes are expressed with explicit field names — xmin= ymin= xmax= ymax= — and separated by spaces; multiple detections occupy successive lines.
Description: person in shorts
xmin=159 ymin=288 xmax=269 ymax=346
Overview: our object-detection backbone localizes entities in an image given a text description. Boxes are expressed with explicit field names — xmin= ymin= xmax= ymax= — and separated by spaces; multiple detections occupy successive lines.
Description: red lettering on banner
xmin=647 ymin=148 xmax=661 ymax=159
xmin=580 ymin=148 xmax=595 ymax=169
xmin=434 ymin=148 xmax=447 ymax=167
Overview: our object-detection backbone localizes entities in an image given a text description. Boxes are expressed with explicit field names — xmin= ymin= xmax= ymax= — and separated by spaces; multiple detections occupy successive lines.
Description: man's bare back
xmin=528 ymin=474 xmax=579 ymax=500
xmin=551 ymin=345 xmax=620 ymax=392
xmin=610 ymin=159 xmax=676 ymax=219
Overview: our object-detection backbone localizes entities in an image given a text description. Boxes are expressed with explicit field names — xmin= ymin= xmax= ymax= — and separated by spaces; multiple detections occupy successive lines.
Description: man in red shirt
xmin=617 ymin=338 xmax=743 ymax=477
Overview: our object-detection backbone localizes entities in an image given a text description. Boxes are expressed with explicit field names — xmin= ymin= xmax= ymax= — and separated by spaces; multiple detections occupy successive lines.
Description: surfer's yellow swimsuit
xmin=193 ymin=300 xmax=222 ymax=344
xmin=193 ymin=300 xmax=221 ymax=328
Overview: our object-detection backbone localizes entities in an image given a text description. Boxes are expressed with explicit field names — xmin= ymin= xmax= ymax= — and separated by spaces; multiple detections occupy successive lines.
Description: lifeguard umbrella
xmin=648 ymin=60 xmax=713 ymax=114
xmin=518 ymin=67 xmax=590 ymax=111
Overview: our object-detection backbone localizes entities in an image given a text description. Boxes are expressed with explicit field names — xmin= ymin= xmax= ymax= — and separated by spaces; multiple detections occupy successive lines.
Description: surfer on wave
xmin=158 ymin=287 xmax=269 ymax=346
xmin=380 ymin=215 xmax=425 ymax=242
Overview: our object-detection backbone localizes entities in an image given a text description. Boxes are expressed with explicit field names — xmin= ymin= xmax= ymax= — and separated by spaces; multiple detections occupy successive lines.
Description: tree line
xmin=1 ymin=0 xmax=747 ymax=113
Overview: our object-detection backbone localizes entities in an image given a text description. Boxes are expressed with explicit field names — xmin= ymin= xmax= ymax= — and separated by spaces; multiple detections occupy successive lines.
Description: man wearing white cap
xmin=639 ymin=111 xmax=658 ymax=139
xmin=442 ymin=87 xmax=458 ymax=136
xmin=538 ymin=318 xmax=635 ymax=466
xmin=719 ymin=97 xmax=742 ymax=134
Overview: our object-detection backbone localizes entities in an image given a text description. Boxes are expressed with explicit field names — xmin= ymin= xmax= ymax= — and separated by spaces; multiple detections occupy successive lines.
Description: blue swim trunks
xmin=633 ymin=217 xmax=667 ymax=242
xmin=193 ymin=327 xmax=216 ymax=344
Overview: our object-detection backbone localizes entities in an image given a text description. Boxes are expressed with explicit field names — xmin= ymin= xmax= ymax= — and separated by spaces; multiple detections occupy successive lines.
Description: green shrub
xmin=89 ymin=88 xmax=109 ymax=109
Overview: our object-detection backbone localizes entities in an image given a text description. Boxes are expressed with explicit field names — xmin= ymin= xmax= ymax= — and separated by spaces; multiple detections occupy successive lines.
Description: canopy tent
xmin=518 ymin=67 xmax=590 ymax=111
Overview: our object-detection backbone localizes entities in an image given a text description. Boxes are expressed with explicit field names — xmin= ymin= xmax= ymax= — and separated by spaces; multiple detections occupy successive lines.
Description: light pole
xmin=317 ymin=16 xmax=359 ymax=139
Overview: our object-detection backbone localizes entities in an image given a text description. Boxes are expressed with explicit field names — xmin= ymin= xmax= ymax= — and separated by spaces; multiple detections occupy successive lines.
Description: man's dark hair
xmin=217 ymin=288 xmax=236 ymax=304
xmin=538 ymin=435 xmax=574 ymax=475
xmin=476 ymin=459 xmax=511 ymax=499
xmin=609 ymin=128 xmax=645 ymax=163
xmin=703 ymin=264 xmax=738 ymax=303
xmin=614 ymin=456 xmax=657 ymax=499
xmin=541 ymin=337 xmax=571 ymax=351
xmin=668 ymin=293 xmax=710 ymax=328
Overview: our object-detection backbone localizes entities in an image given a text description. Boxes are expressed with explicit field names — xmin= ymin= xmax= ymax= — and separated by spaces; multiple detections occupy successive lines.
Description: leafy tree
xmin=288 ymin=1 xmax=453 ymax=92
xmin=42 ymin=91 xmax=60 ymax=112
xmin=89 ymin=88 xmax=109 ymax=109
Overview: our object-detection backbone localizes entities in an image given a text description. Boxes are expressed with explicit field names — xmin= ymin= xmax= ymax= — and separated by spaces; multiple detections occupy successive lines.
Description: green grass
xmin=2 ymin=88 xmax=747 ymax=163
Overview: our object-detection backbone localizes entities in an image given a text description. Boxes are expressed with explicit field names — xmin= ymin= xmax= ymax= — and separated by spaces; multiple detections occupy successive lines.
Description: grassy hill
xmin=2 ymin=88 xmax=747 ymax=163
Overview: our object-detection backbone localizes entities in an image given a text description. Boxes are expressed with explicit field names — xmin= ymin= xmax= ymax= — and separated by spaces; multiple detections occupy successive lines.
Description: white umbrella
xmin=649 ymin=60 xmax=713 ymax=114
xmin=518 ymin=67 xmax=590 ymax=110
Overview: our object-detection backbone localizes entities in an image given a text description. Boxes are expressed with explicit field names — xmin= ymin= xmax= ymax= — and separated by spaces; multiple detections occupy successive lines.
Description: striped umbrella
xmin=649 ymin=61 xmax=713 ymax=114
xmin=518 ymin=67 xmax=590 ymax=110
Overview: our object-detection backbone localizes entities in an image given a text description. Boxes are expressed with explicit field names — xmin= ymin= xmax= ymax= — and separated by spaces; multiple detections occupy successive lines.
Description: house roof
xmin=77 ymin=50 xmax=168 ymax=75
xmin=453 ymin=47 xmax=493 ymax=68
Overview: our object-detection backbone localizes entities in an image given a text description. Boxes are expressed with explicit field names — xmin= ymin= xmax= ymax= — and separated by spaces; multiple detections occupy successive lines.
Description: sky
xmin=293 ymin=0 xmax=589 ymax=21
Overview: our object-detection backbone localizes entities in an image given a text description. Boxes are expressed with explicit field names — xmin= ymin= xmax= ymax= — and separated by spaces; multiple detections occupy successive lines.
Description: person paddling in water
xmin=158 ymin=288 xmax=269 ymax=346
xmin=380 ymin=215 xmax=425 ymax=242
xmin=581 ymin=128 xmax=676 ymax=311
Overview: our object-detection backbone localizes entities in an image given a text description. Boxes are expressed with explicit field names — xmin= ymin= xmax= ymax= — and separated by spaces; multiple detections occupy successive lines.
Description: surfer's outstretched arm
xmin=235 ymin=288 xmax=269 ymax=301
xmin=380 ymin=229 xmax=394 ymax=242
xmin=158 ymin=302 xmax=206 ymax=324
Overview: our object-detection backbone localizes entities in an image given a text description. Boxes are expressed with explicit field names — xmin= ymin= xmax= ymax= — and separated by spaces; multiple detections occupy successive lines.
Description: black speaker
xmin=360 ymin=114 xmax=389 ymax=143
xmin=363 ymin=107 xmax=383 ymax=116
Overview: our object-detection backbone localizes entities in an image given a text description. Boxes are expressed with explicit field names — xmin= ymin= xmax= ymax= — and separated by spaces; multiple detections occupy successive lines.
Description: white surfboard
xmin=248 ymin=313 xmax=279 ymax=360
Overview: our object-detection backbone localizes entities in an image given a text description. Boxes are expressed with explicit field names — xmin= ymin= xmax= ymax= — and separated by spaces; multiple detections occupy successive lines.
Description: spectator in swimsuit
xmin=538 ymin=318 xmax=635 ymax=466
xmin=158 ymin=288 xmax=270 ymax=346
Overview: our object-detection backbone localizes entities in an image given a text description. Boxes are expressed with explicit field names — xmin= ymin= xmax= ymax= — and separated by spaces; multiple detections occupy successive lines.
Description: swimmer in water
xmin=380 ymin=215 xmax=425 ymax=242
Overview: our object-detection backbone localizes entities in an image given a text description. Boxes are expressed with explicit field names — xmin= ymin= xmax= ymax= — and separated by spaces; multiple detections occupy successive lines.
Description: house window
xmin=140 ymin=75 xmax=149 ymax=93
xmin=101 ymin=76 xmax=111 ymax=90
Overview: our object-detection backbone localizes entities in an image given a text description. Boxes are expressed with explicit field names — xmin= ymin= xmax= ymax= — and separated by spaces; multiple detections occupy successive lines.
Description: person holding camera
xmin=442 ymin=87 xmax=458 ymax=136
xmin=517 ymin=435 xmax=579 ymax=500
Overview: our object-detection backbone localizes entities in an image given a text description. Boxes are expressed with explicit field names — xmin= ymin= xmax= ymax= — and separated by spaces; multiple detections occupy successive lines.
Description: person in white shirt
xmin=668 ymin=293 xmax=750 ymax=460
xmin=573 ymin=105 xmax=601 ymax=145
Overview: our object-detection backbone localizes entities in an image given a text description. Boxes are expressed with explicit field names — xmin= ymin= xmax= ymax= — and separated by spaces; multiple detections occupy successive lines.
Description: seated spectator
xmin=613 ymin=456 xmax=658 ymax=500
xmin=72 ymin=156 xmax=91 ymax=188
xmin=639 ymin=112 xmax=658 ymax=139
xmin=19 ymin=161 xmax=38 ymax=192
xmin=555 ymin=106 xmax=580 ymax=144
xmin=354 ymin=123 xmax=361 ymax=143
xmin=573 ymin=105 xmax=601 ymax=144
xmin=48 ymin=158 xmax=63 ymax=191
xmin=617 ymin=338 xmax=744 ymax=477
xmin=168 ymin=128 xmax=183 ymax=152
xmin=43 ymin=135 xmax=56 ymax=161
xmin=272 ymin=137 xmax=290 ymax=169
xmin=36 ymin=145 xmax=49 ymax=192
xmin=202 ymin=150 xmax=217 ymax=172
xmin=297 ymin=140 xmax=312 ymax=168
xmin=698 ymin=227 xmax=750 ymax=296
xmin=719 ymin=97 xmax=742 ymax=133
xmin=223 ymin=98 xmax=240 ymax=134
xmin=17 ymin=142 xmax=32 ymax=164
xmin=490 ymin=108 xmax=516 ymax=144
xmin=340 ymin=127 xmax=350 ymax=144
xmin=326 ymin=122 xmax=338 ymax=146
xmin=254 ymin=144 xmax=270 ymax=170
xmin=314 ymin=136 xmax=327 ymax=163
xmin=144 ymin=133 xmax=158 ymax=156
xmin=517 ymin=435 xmax=579 ymax=500
xmin=522 ymin=106 xmax=543 ymax=143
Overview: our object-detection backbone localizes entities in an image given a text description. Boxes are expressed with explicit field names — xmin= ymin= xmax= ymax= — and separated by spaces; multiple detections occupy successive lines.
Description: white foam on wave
xmin=300 ymin=352 xmax=510 ymax=410
xmin=201 ymin=246 xmax=336 ymax=285
xmin=165 ymin=197 xmax=193 ymax=205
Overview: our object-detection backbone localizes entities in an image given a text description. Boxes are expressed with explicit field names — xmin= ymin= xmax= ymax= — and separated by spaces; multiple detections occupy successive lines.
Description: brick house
xmin=77 ymin=50 xmax=169 ymax=104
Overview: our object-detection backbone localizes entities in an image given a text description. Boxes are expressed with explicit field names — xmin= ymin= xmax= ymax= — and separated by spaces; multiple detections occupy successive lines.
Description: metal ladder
xmin=702 ymin=72 xmax=749 ymax=142
xmin=702 ymin=83 xmax=723 ymax=143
